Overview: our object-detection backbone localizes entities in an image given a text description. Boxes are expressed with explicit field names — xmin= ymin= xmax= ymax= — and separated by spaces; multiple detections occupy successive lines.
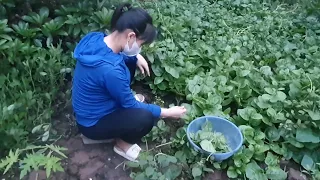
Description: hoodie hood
xmin=73 ymin=32 xmax=122 ymax=67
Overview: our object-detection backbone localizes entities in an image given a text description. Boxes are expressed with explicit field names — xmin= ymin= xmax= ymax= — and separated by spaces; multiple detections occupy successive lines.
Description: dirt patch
xmin=28 ymin=170 xmax=47 ymax=180
xmin=71 ymin=151 xmax=90 ymax=165
xmin=204 ymin=170 xmax=229 ymax=180
xmin=288 ymin=168 xmax=308 ymax=180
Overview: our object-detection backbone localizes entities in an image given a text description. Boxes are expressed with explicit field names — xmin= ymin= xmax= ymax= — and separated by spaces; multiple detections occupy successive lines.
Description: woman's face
xmin=121 ymin=30 xmax=143 ymax=56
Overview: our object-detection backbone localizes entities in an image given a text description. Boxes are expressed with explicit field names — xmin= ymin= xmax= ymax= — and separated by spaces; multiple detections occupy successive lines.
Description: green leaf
xmin=40 ymin=72 xmax=47 ymax=76
xmin=239 ymin=70 xmax=250 ymax=77
xmin=146 ymin=53 xmax=154 ymax=63
xmin=238 ymin=108 xmax=250 ymax=121
xmin=245 ymin=161 xmax=268 ymax=180
xmin=238 ymin=107 xmax=262 ymax=121
xmin=227 ymin=167 xmax=238 ymax=178
xmin=44 ymin=155 xmax=63 ymax=178
xmin=260 ymin=66 xmax=273 ymax=76
xmin=46 ymin=145 xmax=67 ymax=159
xmin=164 ymin=164 xmax=182 ymax=179
xmin=284 ymin=42 xmax=297 ymax=52
xmin=306 ymin=110 xmax=320 ymax=121
xmin=0 ymin=34 xmax=12 ymax=41
xmin=165 ymin=66 xmax=179 ymax=78
xmin=57 ymin=30 xmax=68 ymax=36
xmin=154 ymin=77 xmax=164 ymax=85
xmin=265 ymin=127 xmax=280 ymax=142
xmin=39 ymin=7 xmax=49 ymax=18
xmin=0 ymin=149 xmax=20 ymax=174
xmin=254 ymin=131 xmax=266 ymax=140
xmin=192 ymin=167 xmax=202 ymax=177
xmin=275 ymin=91 xmax=286 ymax=102
xmin=42 ymin=131 xmax=49 ymax=141
xmin=255 ymin=96 xmax=270 ymax=109
xmin=287 ymin=137 xmax=304 ymax=148
xmin=126 ymin=161 xmax=139 ymax=168
xmin=266 ymin=166 xmax=287 ymax=180
xmin=73 ymin=26 xmax=81 ymax=37
xmin=157 ymin=154 xmax=177 ymax=168
xmin=34 ymin=39 xmax=42 ymax=47
xmin=31 ymin=124 xmax=43 ymax=134
xmin=254 ymin=143 xmax=270 ymax=154
xmin=201 ymin=119 xmax=212 ymax=132
xmin=289 ymin=82 xmax=301 ymax=97
xmin=301 ymin=154 xmax=314 ymax=171
xmin=19 ymin=153 xmax=46 ymax=179
xmin=145 ymin=166 xmax=155 ymax=177
xmin=213 ymin=162 xmax=221 ymax=169
xmin=189 ymin=85 xmax=201 ymax=95
xmin=46 ymin=36 xmax=52 ymax=47
xmin=200 ymin=140 xmax=216 ymax=152
xmin=203 ymin=167 xmax=214 ymax=173
xmin=151 ymin=64 xmax=163 ymax=76
xmin=239 ymin=125 xmax=254 ymax=140
xmin=0 ymin=75 xmax=6 ymax=87
xmin=267 ymin=108 xmax=277 ymax=118
xmin=296 ymin=128 xmax=320 ymax=143
xmin=252 ymin=113 xmax=263 ymax=120
xmin=134 ymin=173 xmax=148 ymax=180
xmin=174 ymin=151 xmax=187 ymax=163
xmin=265 ymin=152 xmax=278 ymax=166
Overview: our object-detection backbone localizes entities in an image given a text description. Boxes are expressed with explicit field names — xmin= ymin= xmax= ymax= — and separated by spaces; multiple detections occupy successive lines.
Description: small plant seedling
xmin=189 ymin=119 xmax=231 ymax=153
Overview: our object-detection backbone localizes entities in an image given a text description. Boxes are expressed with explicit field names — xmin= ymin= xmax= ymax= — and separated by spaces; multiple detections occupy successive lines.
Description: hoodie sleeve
xmin=123 ymin=55 xmax=138 ymax=64
xmin=104 ymin=67 xmax=161 ymax=118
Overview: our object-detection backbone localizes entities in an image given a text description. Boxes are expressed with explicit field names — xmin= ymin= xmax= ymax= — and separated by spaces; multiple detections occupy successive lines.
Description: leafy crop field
xmin=0 ymin=0 xmax=320 ymax=179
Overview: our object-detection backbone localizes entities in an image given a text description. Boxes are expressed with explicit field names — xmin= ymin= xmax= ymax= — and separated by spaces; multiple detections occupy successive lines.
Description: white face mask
xmin=122 ymin=38 xmax=141 ymax=57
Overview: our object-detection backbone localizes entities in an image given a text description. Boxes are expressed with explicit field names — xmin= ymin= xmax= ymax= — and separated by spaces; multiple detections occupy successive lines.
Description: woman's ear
xmin=126 ymin=32 xmax=136 ymax=46
xmin=128 ymin=32 xmax=136 ymax=39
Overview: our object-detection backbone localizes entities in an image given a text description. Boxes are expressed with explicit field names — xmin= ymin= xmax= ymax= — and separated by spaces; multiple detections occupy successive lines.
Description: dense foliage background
xmin=0 ymin=0 xmax=320 ymax=179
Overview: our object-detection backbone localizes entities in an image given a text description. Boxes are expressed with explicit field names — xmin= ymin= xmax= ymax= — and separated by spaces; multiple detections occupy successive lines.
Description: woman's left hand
xmin=136 ymin=54 xmax=150 ymax=76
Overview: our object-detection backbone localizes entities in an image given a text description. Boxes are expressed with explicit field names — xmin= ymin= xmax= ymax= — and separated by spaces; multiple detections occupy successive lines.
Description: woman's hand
xmin=161 ymin=106 xmax=187 ymax=119
xmin=136 ymin=54 xmax=150 ymax=76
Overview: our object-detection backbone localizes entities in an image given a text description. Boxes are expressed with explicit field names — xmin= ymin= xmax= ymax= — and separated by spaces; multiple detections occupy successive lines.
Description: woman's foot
xmin=115 ymin=139 xmax=133 ymax=152
xmin=114 ymin=139 xmax=141 ymax=162
xmin=134 ymin=94 xmax=145 ymax=102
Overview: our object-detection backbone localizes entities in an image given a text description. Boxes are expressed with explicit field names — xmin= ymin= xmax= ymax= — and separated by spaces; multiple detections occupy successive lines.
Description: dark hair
xmin=111 ymin=3 xmax=157 ymax=44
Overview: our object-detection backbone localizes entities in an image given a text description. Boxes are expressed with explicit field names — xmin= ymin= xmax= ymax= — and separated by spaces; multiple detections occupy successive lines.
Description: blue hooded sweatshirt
xmin=72 ymin=32 xmax=161 ymax=127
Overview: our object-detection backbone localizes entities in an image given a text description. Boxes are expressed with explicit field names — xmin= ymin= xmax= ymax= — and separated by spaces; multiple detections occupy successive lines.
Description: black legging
xmin=77 ymin=60 xmax=158 ymax=144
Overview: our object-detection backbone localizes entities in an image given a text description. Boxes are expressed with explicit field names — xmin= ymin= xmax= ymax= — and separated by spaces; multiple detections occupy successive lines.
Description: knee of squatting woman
xmin=71 ymin=3 xmax=187 ymax=162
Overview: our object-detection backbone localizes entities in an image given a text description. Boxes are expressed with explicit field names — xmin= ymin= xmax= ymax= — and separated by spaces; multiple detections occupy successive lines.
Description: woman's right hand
xmin=161 ymin=106 xmax=187 ymax=119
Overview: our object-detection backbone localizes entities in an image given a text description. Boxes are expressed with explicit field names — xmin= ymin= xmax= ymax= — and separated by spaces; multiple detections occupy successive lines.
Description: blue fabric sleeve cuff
xmin=150 ymin=104 xmax=161 ymax=118
xmin=123 ymin=55 xmax=138 ymax=64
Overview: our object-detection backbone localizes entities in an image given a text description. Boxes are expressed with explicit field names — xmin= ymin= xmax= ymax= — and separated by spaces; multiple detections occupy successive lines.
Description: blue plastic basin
xmin=186 ymin=116 xmax=243 ymax=161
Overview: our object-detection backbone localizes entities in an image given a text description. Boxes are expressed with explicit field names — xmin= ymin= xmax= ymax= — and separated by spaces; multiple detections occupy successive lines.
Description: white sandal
xmin=134 ymin=94 xmax=145 ymax=102
xmin=113 ymin=144 xmax=141 ymax=162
